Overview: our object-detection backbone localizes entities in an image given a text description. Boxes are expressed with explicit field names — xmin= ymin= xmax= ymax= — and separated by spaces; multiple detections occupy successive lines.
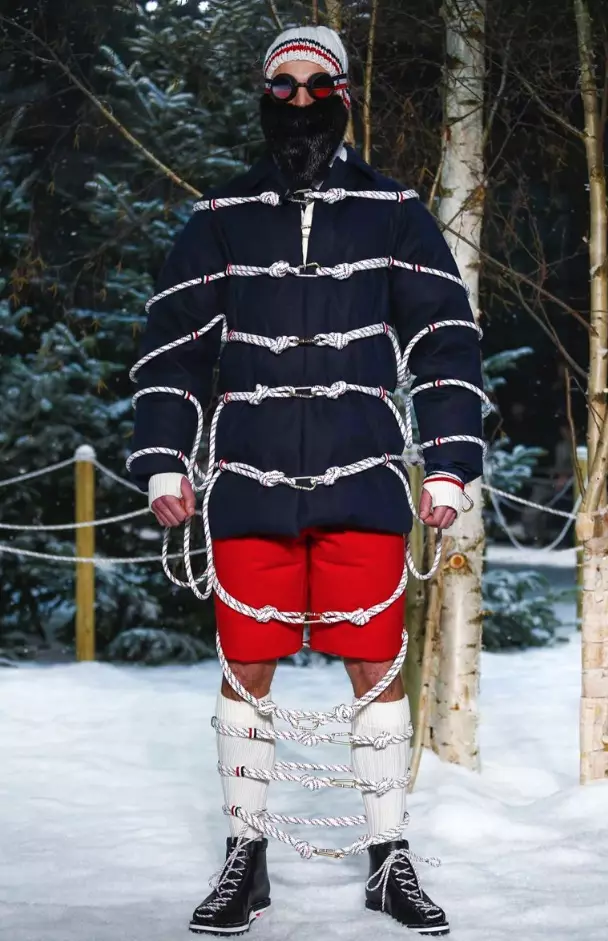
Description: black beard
xmin=259 ymin=94 xmax=349 ymax=190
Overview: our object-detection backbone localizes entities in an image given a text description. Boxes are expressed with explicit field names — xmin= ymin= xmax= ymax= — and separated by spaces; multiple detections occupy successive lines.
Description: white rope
xmin=420 ymin=433 xmax=488 ymax=454
xmin=93 ymin=459 xmax=144 ymax=493
xmin=401 ymin=319 xmax=483 ymax=375
xmin=193 ymin=188 xmax=419 ymax=212
xmin=223 ymin=806 xmax=407 ymax=859
xmin=0 ymin=457 xmax=74 ymax=488
xmin=412 ymin=378 xmax=494 ymax=416
xmin=143 ymin=256 xmax=470 ymax=313
xmin=0 ymin=542 xmax=205 ymax=565
xmin=211 ymin=717 xmax=413 ymax=749
xmin=218 ymin=762 xmax=411 ymax=795
xmin=488 ymin=488 xmax=580 ymax=552
xmin=482 ymin=482 xmax=576 ymax=519
xmin=193 ymin=192 xmax=282 ymax=211
xmin=216 ymin=630 xmax=408 ymax=726
xmin=259 ymin=809 xmax=371 ymax=828
xmin=0 ymin=508 xmax=148 ymax=532
xmin=129 ymin=314 xmax=228 ymax=381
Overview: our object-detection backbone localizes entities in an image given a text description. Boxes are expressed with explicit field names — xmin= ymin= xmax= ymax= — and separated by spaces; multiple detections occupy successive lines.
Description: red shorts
xmin=212 ymin=528 xmax=406 ymax=662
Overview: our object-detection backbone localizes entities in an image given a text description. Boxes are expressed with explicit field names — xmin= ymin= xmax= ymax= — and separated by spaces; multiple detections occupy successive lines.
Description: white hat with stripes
xmin=263 ymin=26 xmax=350 ymax=104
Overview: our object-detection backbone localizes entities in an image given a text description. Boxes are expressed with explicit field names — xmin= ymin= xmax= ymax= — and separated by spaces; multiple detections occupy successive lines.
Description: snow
xmin=1 ymin=638 xmax=607 ymax=941
xmin=486 ymin=545 xmax=578 ymax=569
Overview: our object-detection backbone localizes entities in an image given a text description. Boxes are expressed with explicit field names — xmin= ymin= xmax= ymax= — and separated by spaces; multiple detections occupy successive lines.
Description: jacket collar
xmin=241 ymin=143 xmax=376 ymax=194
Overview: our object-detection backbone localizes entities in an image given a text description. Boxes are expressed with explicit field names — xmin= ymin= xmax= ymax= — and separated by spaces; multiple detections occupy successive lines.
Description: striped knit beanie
xmin=263 ymin=26 xmax=350 ymax=107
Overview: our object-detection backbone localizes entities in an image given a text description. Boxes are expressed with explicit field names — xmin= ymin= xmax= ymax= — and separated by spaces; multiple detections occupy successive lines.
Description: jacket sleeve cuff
xmin=422 ymin=472 xmax=467 ymax=516
xmin=148 ymin=472 xmax=186 ymax=510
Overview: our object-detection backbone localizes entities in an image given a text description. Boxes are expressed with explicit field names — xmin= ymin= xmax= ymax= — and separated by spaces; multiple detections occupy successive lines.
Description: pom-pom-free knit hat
xmin=263 ymin=26 xmax=350 ymax=106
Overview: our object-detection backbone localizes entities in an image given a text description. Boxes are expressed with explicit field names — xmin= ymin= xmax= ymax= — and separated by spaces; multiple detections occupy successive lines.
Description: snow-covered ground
xmin=1 ymin=637 xmax=607 ymax=941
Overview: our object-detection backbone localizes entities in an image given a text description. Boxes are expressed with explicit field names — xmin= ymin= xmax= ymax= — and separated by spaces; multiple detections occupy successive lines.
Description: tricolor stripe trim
xmin=424 ymin=473 xmax=464 ymax=491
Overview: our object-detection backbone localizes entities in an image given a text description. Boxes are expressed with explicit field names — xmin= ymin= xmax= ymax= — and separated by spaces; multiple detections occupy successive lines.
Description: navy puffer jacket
xmin=130 ymin=147 xmax=483 ymax=539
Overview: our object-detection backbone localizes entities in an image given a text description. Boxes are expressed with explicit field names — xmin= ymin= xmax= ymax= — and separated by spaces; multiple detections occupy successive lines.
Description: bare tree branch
xmin=440 ymin=218 xmax=593 ymax=333
xmin=1 ymin=16 xmax=203 ymax=198
xmin=515 ymin=68 xmax=585 ymax=140
xmin=362 ymin=0 xmax=380 ymax=163
xmin=267 ymin=0 xmax=283 ymax=30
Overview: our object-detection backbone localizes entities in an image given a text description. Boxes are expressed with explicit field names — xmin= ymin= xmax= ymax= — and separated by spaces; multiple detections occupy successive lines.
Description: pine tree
xmin=0 ymin=0 xmax=278 ymax=661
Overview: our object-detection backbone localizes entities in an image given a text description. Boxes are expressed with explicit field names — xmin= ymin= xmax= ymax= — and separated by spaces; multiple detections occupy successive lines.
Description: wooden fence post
xmin=75 ymin=444 xmax=96 ymax=661
xmin=574 ymin=445 xmax=588 ymax=629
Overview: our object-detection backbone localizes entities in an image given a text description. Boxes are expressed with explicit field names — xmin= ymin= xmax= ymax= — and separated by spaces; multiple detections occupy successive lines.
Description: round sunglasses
xmin=264 ymin=71 xmax=349 ymax=103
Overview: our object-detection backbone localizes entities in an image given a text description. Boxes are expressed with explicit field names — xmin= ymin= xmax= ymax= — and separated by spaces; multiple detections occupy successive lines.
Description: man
xmin=129 ymin=25 xmax=483 ymax=938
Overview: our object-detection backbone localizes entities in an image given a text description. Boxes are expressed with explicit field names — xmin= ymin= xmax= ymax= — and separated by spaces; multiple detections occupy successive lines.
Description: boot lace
xmin=366 ymin=847 xmax=441 ymax=916
xmin=197 ymin=837 xmax=254 ymax=916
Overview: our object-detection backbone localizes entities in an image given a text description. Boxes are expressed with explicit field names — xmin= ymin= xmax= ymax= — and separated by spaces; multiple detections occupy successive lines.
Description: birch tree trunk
xmin=573 ymin=0 xmax=608 ymax=784
xmin=431 ymin=0 xmax=486 ymax=771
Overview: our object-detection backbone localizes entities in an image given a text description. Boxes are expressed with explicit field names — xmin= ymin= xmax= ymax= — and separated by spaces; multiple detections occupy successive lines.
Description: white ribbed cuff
xmin=422 ymin=473 xmax=465 ymax=516
xmin=148 ymin=472 xmax=186 ymax=510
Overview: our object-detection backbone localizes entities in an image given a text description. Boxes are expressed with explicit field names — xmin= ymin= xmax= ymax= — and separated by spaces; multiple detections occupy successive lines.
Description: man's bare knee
xmin=344 ymin=658 xmax=404 ymax=701
xmin=221 ymin=660 xmax=278 ymax=701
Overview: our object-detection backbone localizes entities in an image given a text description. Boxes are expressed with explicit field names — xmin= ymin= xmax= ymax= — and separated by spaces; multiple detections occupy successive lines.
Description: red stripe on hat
xmin=266 ymin=42 xmax=342 ymax=75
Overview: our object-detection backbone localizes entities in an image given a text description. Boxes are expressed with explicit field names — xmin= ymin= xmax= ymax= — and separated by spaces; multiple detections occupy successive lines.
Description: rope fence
xmin=0 ymin=452 xmax=582 ymax=559
xmin=0 ymin=444 xmax=585 ymax=655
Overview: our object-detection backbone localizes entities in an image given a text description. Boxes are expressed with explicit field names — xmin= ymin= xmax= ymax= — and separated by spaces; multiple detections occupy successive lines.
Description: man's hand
xmin=418 ymin=488 xmax=457 ymax=529
xmin=151 ymin=477 xmax=196 ymax=528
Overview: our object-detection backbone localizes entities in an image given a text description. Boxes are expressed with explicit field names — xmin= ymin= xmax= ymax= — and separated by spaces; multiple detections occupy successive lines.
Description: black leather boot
xmin=366 ymin=839 xmax=449 ymax=936
xmin=189 ymin=837 xmax=271 ymax=935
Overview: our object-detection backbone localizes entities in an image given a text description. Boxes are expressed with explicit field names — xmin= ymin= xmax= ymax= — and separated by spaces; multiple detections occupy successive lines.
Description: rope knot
xmin=373 ymin=733 xmax=393 ymax=750
xmin=257 ymin=604 xmax=280 ymax=622
xmin=299 ymin=731 xmax=320 ymax=747
xmin=375 ymin=778 xmax=395 ymax=797
xmin=326 ymin=380 xmax=348 ymax=398
xmin=331 ymin=262 xmax=353 ymax=280
xmin=334 ymin=704 xmax=355 ymax=722
xmin=269 ymin=260 xmax=290 ymax=278
xmin=327 ymin=332 xmax=348 ymax=350
xmin=271 ymin=335 xmax=298 ymax=354
xmin=324 ymin=187 xmax=347 ymax=204
xmin=249 ymin=384 xmax=270 ymax=405
xmin=259 ymin=191 xmax=281 ymax=206
xmin=259 ymin=470 xmax=284 ymax=488
xmin=321 ymin=466 xmax=342 ymax=486
xmin=257 ymin=698 xmax=276 ymax=717
xmin=350 ymin=607 xmax=371 ymax=626
xmin=300 ymin=774 xmax=324 ymax=791
xmin=294 ymin=840 xmax=314 ymax=860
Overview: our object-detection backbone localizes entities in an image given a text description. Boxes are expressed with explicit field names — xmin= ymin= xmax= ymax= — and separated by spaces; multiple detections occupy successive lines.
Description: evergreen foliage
xmin=482 ymin=569 xmax=566 ymax=651
xmin=0 ymin=0 xmax=275 ymax=661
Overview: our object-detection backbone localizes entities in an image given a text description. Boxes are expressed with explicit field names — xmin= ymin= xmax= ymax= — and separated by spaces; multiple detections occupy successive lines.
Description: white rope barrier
xmin=0 ymin=543 xmax=206 ymax=565
xmin=0 ymin=457 xmax=75 ymax=488
xmin=0 ymin=507 xmax=148 ymax=532
xmin=93 ymin=459 xmax=145 ymax=494
xmin=481 ymin=482 xmax=576 ymax=520
xmin=488 ymin=489 xmax=580 ymax=553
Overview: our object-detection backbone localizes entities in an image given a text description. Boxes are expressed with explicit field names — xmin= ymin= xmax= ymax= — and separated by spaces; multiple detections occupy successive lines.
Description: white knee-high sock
xmin=351 ymin=697 xmax=410 ymax=836
xmin=215 ymin=693 xmax=275 ymax=840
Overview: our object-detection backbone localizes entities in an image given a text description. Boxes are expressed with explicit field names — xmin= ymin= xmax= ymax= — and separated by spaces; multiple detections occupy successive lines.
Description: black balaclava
xmin=259 ymin=93 xmax=349 ymax=191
